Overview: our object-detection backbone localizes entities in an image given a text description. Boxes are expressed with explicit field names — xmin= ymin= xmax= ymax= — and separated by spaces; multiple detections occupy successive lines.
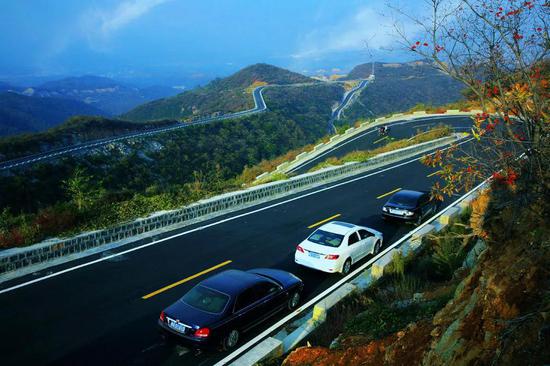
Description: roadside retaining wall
xmin=0 ymin=134 xmax=464 ymax=275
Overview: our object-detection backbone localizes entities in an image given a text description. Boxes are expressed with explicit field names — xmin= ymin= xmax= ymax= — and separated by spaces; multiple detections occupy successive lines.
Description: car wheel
xmin=287 ymin=291 xmax=301 ymax=310
xmin=223 ymin=329 xmax=240 ymax=351
xmin=341 ymin=258 xmax=352 ymax=275
xmin=373 ymin=240 xmax=382 ymax=255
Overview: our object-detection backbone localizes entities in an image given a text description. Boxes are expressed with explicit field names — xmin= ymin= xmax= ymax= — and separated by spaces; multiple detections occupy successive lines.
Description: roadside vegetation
xmin=0 ymin=113 xmax=320 ymax=248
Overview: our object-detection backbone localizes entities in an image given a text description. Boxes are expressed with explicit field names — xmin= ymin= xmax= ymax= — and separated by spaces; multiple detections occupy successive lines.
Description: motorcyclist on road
xmin=379 ymin=125 xmax=390 ymax=135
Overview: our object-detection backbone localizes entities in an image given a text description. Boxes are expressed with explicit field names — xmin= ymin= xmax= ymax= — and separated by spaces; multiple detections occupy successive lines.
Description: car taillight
xmin=194 ymin=327 xmax=210 ymax=338
xmin=296 ymin=245 xmax=304 ymax=253
xmin=159 ymin=311 xmax=166 ymax=322
xmin=325 ymin=254 xmax=339 ymax=260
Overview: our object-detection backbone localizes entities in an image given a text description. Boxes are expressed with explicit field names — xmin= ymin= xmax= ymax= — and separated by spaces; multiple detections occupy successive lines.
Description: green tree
xmin=63 ymin=166 xmax=94 ymax=211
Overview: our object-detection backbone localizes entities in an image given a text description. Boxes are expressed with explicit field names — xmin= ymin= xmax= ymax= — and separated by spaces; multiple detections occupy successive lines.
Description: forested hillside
xmin=0 ymin=116 xmax=175 ymax=161
xmin=341 ymin=61 xmax=464 ymax=121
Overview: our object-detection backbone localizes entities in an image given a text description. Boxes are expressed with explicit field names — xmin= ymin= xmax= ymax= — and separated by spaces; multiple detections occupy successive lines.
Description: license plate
xmin=168 ymin=320 xmax=187 ymax=334
xmin=308 ymin=252 xmax=320 ymax=258
xmin=389 ymin=208 xmax=402 ymax=215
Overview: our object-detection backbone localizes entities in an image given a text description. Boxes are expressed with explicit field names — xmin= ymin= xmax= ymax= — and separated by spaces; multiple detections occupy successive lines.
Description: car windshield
xmin=308 ymin=229 xmax=344 ymax=247
xmin=181 ymin=285 xmax=230 ymax=314
xmin=388 ymin=193 xmax=419 ymax=206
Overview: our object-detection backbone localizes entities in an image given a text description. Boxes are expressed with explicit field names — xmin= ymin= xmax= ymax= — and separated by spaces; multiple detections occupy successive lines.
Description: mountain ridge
xmin=122 ymin=63 xmax=315 ymax=122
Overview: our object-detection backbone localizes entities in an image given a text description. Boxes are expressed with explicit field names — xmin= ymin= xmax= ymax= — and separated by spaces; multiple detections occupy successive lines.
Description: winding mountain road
xmin=1 ymin=78 xmax=368 ymax=172
xmin=328 ymin=79 xmax=370 ymax=133
xmin=0 ymin=86 xmax=268 ymax=171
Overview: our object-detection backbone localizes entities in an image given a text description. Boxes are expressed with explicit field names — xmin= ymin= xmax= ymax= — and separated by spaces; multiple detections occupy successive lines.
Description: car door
xmin=346 ymin=232 xmax=362 ymax=262
xmin=357 ymin=229 xmax=375 ymax=257
xmin=233 ymin=287 xmax=263 ymax=332
xmin=233 ymin=282 xmax=285 ymax=333
xmin=252 ymin=281 xmax=286 ymax=321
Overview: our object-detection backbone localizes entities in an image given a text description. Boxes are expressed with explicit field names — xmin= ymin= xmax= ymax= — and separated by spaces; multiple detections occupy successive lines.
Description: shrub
xmin=0 ymin=228 xmax=25 ymax=248
xmin=34 ymin=206 xmax=78 ymax=237
xmin=392 ymin=274 xmax=423 ymax=301
xmin=470 ymin=189 xmax=491 ymax=239
xmin=431 ymin=235 xmax=466 ymax=280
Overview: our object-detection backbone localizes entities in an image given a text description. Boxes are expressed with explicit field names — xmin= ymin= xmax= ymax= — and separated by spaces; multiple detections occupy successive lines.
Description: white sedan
xmin=295 ymin=221 xmax=383 ymax=275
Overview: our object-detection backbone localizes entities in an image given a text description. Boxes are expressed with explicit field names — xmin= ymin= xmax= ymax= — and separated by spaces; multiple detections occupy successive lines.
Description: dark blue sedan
xmin=382 ymin=189 xmax=439 ymax=224
xmin=158 ymin=268 xmax=303 ymax=350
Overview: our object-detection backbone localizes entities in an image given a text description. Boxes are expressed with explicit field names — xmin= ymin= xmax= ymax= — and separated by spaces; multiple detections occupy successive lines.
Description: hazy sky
xmin=0 ymin=0 xmax=421 ymax=84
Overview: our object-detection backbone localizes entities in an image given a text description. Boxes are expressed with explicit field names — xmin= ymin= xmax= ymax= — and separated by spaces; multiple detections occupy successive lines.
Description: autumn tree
xmin=390 ymin=0 xmax=549 ymax=199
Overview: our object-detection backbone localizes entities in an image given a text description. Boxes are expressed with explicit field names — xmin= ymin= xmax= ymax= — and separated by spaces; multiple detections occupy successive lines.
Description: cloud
xmin=292 ymin=4 xmax=413 ymax=60
xmin=96 ymin=0 xmax=170 ymax=36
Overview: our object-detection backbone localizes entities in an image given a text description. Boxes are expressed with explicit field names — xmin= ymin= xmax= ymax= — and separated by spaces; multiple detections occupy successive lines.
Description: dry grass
xmin=245 ymin=80 xmax=268 ymax=94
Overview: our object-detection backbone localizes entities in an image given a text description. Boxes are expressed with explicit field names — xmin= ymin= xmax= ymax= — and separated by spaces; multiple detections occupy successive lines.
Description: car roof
xmin=391 ymin=189 xmax=426 ymax=199
xmin=199 ymin=269 xmax=264 ymax=296
xmin=317 ymin=221 xmax=358 ymax=235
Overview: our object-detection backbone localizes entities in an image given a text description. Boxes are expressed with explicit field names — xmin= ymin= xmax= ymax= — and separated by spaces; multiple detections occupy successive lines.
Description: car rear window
xmin=308 ymin=229 xmax=344 ymax=247
xmin=388 ymin=193 xmax=419 ymax=206
xmin=181 ymin=285 xmax=230 ymax=314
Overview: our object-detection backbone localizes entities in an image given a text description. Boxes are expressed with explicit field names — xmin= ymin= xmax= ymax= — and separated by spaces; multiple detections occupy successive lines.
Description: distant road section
xmin=328 ymin=79 xmax=369 ymax=132
xmin=0 ymin=86 xmax=268 ymax=171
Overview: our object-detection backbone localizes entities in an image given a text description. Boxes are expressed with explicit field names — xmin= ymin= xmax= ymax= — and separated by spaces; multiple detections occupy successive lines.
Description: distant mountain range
xmin=122 ymin=63 xmax=314 ymax=122
xmin=0 ymin=61 xmax=465 ymax=138
xmin=0 ymin=75 xmax=181 ymax=137
xmin=0 ymin=92 xmax=105 ymax=136
xmin=22 ymin=75 xmax=180 ymax=115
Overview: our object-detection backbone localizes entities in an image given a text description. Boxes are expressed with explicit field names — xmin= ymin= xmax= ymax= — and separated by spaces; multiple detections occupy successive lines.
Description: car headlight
xmin=382 ymin=207 xmax=389 ymax=212
xmin=404 ymin=210 xmax=414 ymax=216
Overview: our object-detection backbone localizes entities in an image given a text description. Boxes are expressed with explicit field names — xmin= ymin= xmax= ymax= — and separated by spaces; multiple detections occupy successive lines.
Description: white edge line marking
xmin=216 ymin=164 xmax=487 ymax=366
xmin=0 ymin=138 xmax=472 ymax=296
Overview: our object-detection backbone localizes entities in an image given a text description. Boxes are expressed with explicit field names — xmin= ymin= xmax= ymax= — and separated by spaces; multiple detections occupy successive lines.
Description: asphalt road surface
xmin=0 ymin=118 xmax=477 ymax=366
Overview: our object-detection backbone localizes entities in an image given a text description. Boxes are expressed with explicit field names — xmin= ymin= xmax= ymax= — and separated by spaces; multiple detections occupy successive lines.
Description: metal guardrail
xmin=0 ymin=134 xmax=463 ymax=275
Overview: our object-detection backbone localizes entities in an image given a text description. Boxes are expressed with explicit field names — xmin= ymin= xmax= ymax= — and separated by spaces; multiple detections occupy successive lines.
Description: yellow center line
xmin=376 ymin=187 xmax=401 ymax=199
xmin=427 ymin=170 xmax=441 ymax=177
xmin=142 ymin=260 xmax=233 ymax=300
xmin=373 ymin=136 xmax=389 ymax=144
xmin=308 ymin=213 xmax=341 ymax=229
